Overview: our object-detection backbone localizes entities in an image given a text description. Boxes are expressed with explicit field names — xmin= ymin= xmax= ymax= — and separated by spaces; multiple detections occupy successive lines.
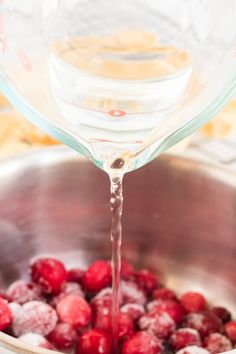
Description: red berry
xmin=135 ymin=269 xmax=159 ymax=295
xmin=184 ymin=312 xmax=221 ymax=338
xmin=181 ymin=292 xmax=207 ymax=313
xmin=30 ymin=258 xmax=68 ymax=295
xmin=77 ymin=329 xmax=111 ymax=354
xmin=204 ymin=333 xmax=232 ymax=354
xmin=225 ymin=321 xmax=236 ymax=342
xmin=147 ymin=299 xmax=184 ymax=324
xmin=0 ymin=292 xmax=12 ymax=302
xmin=68 ymin=268 xmax=85 ymax=283
xmin=170 ymin=328 xmax=202 ymax=350
xmin=139 ymin=311 xmax=175 ymax=339
xmin=121 ymin=331 xmax=162 ymax=354
xmin=120 ymin=304 xmax=145 ymax=320
xmin=153 ymin=287 xmax=178 ymax=302
xmin=176 ymin=345 xmax=210 ymax=354
xmin=0 ymin=297 xmax=12 ymax=331
xmin=91 ymin=288 xmax=113 ymax=316
xmin=121 ymin=259 xmax=134 ymax=280
xmin=212 ymin=307 xmax=231 ymax=324
xmin=83 ymin=261 xmax=112 ymax=293
xmin=51 ymin=282 xmax=84 ymax=307
xmin=48 ymin=322 xmax=77 ymax=349
xmin=7 ymin=280 xmax=43 ymax=305
xmin=120 ymin=281 xmax=146 ymax=305
xmin=19 ymin=333 xmax=53 ymax=350
xmin=12 ymin=301 xmax=57 ymax=337
xmin=57 ymin=294 xmax=92 ymax=330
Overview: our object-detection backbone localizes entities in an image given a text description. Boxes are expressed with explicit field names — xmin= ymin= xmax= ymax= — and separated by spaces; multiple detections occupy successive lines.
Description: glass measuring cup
xmin=0 ymin=0 xmax=236 ymax=172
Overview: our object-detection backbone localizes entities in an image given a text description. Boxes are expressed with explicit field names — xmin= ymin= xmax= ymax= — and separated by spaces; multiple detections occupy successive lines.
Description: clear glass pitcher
xmin=0 ymin=0 xmax=236 ymax=172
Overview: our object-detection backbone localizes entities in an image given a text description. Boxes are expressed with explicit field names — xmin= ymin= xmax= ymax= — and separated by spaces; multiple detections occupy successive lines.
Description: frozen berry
xmin=203 ymin=333 xmax=232 ymax=354
xmin=12 ymin=301 xmax=57 ymax=337
xmin=51 ymin=282 xmax=84 ymax=307
xmin=212 ymin=306 xmax=231 ymax=324
xmin=121 ymin=259 xmax=134 ymax=280
xmin=120 ymin=281 xmax=146 ymax=305
xmin=170 ymin=328 xmax=202 ymax=350
xmin=153 ymin=287 xmax=178 ymax=302
xmin=83 ymin=260 xmax=112 ymax=293
xmin=121 ymin=331 xmax=162 ymax=354
xmin=94 ymin=312 xmax=134 ymax=340
xmin=120 ymin=304 xmax=145 ymax=320
xmin=176 ymin=345 xmax=210 ymax=354
xmin=184 ymin=312 xmax=221 ymax=338
xmin=30 ymin=258 xmax=68 ymax=295
xmin=7 ymin=280 xmax=43 ymax=305
xmin=181 ymin=292 xmax=207 ymax=313
xmin=19 ymin=333 xmax=53 ymax=350
xmin=77 ymin=329 xmax=111 ymax=354
xmin=139 ymin=311 xmax=175 ymax=339
xmin=135 ymin=269 xmax=159 ymax=295
xmin=0 ymin=292 xmax=12 ymax=302
xmin=9 ymin=302 xmax=22 ymax=317
xmin=68 ymin=268 xmax=85 ymax=283
xmin=57 ymin=294 xmax=91 ymax=330
xmin=91 ymin=288 xmax=113 ymax=315
xmin=147 ymin=299 xmax=184 ymax=324
xmin=225 ymin=321 xmax=236 ymax=342
xmin=48 ymin=322 xmax=77 ymax=349
xmin=0 ymin=297 xmax=12 ymax=330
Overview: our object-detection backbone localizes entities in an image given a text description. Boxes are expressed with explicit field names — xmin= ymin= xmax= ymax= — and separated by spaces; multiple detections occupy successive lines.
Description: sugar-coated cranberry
xmin=212 ymin=306 xmax=231 ymax=324
xmin=68 ymin=268 xmax=85 ymax=283
xmin=170 ymin=328 xmax=202 ymax=350
xmin=203 ymin=333 xmax=232 ymax=354
xmin=184 ymin=312 xmax=221 ymax=338
xmin=147 ymin=299 xmax=184 ymax=324
xmin=51 ymin=282 xmax=84 ymax=307
xmin=77 ymin=329 xmax=111 ymax=354
xmin=120 ymin=280 xmax=146 ymax=305
xmin=12 ymin=301 xmax=57 ymax=337
xmin=83 ymin=260 xmax=112 ymax=293
xmin=121 ymin=331 xmax=162 ymax=354
xmin=56 ymin=294 xmax=91 ymax=330
xmin=139 ymin=311 xmax=175 ymax=339
xmin=153 ymin=287 xmax=178 ymax=302
xmin=48 ymin=322 xmax=77 ymax=349
xmin=7 ymin=280 xmax=43 ymax=305
xmin=30 ymin=258 xmax=68 ymax=295
xmin=19 ymin=333 xmax=53 ymax=350
xmin=225 ymin=321 xmax=236 ymax=342
xmin=120 ymin=303 xmax=145 ymax=320
xmin=176 ymin=345 xmax=210 ymax=354
xmin=0 ymin=297 xmax=12 ymax=331
xmin=181 ymin=292 xmax=207 ymax=313
xmin=135 ymin=269 xmax=160 ymax=295
xmin=121 ymin=259 xmax=134 ymax=280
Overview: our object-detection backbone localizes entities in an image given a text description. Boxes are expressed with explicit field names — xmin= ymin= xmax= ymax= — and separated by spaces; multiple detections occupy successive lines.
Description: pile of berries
xmin=0 ymin=257 xmax=235 ymax=354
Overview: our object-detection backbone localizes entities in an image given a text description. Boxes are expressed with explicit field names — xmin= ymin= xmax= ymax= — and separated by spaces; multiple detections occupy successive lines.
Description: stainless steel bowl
xmin=0 ymin=147 xmax=236 ymax=354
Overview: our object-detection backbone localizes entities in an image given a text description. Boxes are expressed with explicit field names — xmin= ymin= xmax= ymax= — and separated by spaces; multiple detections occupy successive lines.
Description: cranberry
xmin=176 ymin=345 xmax=210 ymax=354
xmin=153 ymin=287 xmax=178 ymax=302
xmin=48 ymin=322 xmax=77 ymax=349
xmin=51 ymin=282 xmax=84 ymax=307
xmin=91 ymin=288 xmax=113 ymax=315
xmin=12 ymin=301 xmax=57 ymax=337
xmin=121 ymin=331 xmax=162 ymax=354
xmin=19 ymin=333 xmax=53 ymax=350
xmin=181 ymin=292 xmax=207 ymax=313
xmin=120 ymin=280 xmax=146 ymax=305
xmin=57 ymin=294 xmax=92 ymax=330
xmin=7 ymin=280 xmax=43 ymax=305
xmin=225 ymin=321 xmax=236 ymax=342
xmin=120 ymin=304 xmax=145 ymax=320
xmin=184 ymin=312 xmax=222 ymax=338
xmin=212 ymin=306 xmax=231 ymax=324
xmin=147 ymin=299 xmax=184 ymax=324
xmin=68 ymin=268 xmax=85 ymax=283
xmin=30 ymin=258 xmax=68 ymax=295
xmin=204 ymin=333 xmax=232 ymax=354
xmin=83 ymin=260 xmax=112 ymax=293
xmin=0 ymin=297 xmax=12 ymax=331
xmin=170 ymin=328 xmax=202 ymax=350
xmin=135 ymin=269 xmax=159 ymax=295
xmin=77 ymin=329 xmax=111 ymax=354
xmin=121 ymin=259 xmax=134 ymax=280
xmin=94 ymin=311 xmax=134 ymax=340
xmin=139 ymin=311 xmax=175 ymax=339
xmin=0 ymin=292 xmax=12 ymax=302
